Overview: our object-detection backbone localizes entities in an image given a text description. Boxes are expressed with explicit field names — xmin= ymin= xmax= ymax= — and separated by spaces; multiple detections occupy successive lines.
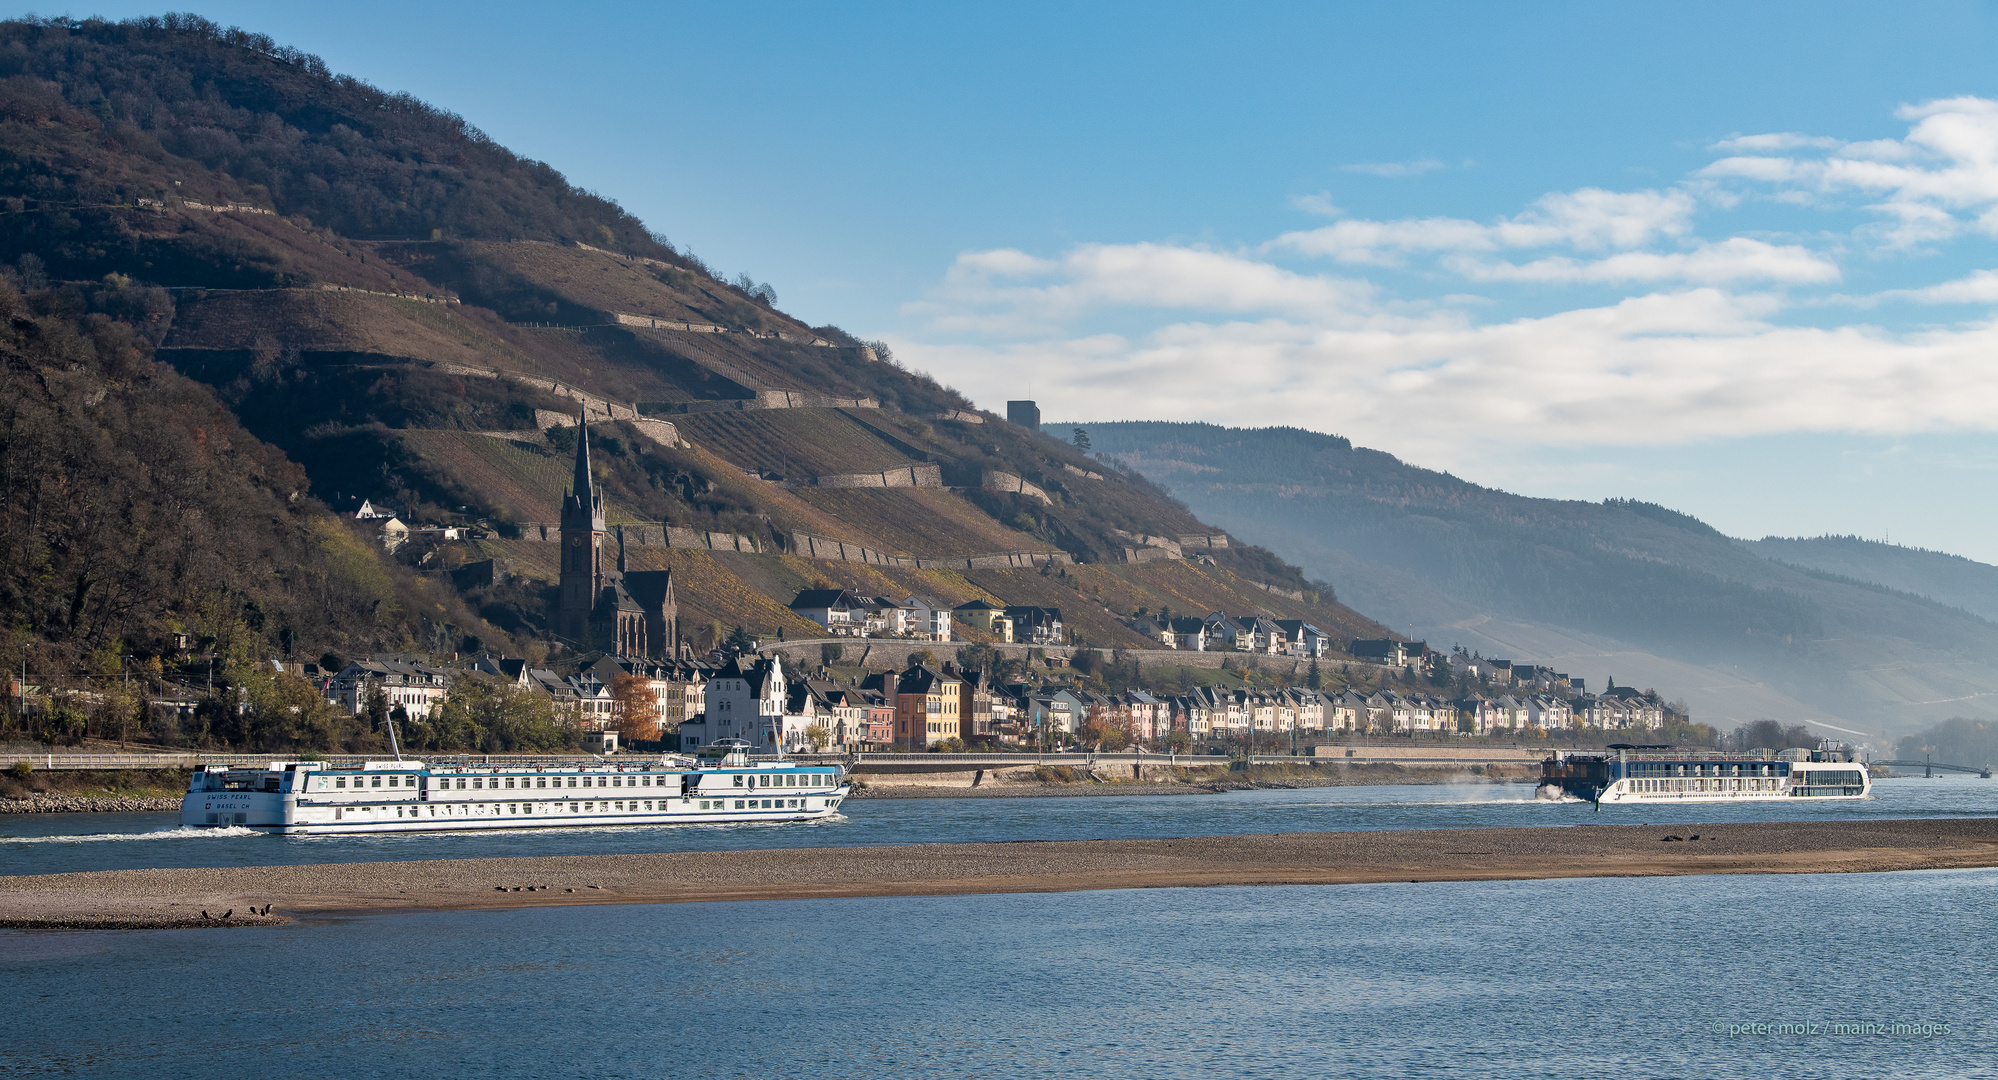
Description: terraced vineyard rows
xmin=676 ymin=409 xmax=913 ymax=478
xmin=792 ymin=488 xmax=1051 ymax=557
xmin=398 ymin=430 xmax=588 ymax=522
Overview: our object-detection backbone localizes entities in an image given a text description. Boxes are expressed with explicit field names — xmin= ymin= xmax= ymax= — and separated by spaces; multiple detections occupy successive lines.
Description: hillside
xmin=0 ymin=15 xmax=1384 ymax=670
xmin=1741 ymin=535 xmax=1998 ymax=624
xmin=1082 ymin=421 xmax=1998 ymax=741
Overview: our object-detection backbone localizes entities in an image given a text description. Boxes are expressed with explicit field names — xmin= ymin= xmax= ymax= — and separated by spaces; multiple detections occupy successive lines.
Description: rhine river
xmin=3 ymin=776 xmax=1994 ymax=1077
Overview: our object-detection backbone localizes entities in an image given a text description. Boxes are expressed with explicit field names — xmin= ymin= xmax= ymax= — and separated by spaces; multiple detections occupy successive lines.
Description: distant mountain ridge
xmin=1082 ymin=421 xmax=1998 ymax=740
xmin=1740 ymin=535 xmax=1998 ymax=625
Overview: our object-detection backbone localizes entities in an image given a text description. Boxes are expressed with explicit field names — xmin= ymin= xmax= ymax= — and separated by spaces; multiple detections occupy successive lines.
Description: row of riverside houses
xmin=1124 ymin=612 xmax=1333 ymax=657
xmin=312 ymin=654 xmax=718 ymax=754
xmin=788 ymin=590 xmax=1068 ymax=647
xmin=310 ymin=646 xmax=1672 ymax=757
xmin=675 ymin=656 xmax=1678 ymax=754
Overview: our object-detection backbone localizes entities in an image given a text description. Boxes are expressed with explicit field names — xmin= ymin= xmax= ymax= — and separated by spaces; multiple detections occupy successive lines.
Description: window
xmin=567 ymin=778 xmax=577 ymax=787
xmin=734 ymin=800 xmax=745 ymax=809
xmin=759 ymin=775 xmax=770 ymax=787
xmin=371 ymin=777 xmax=382 ymax=788
xmin=472 ymin=778 xmax=483 ymax=789
xmin=456 ymin=778 xmax=466 ymax=789
xmin=336 ymin=778 xmax=347 ymax=788
xmin=733 ymin=775 xmax=744 ymax=787
xmin=536 ymin=778 xmax=546 ymax=789
xmin=506 ymin=778 xmax=516 ymax=789
xmin=612 ymin=778 xmax=621 ymax=788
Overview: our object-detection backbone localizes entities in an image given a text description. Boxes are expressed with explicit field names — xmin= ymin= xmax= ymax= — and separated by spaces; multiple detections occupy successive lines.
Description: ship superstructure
xmin=181 ymin=742 xmax=847 ymax=835
xmin=1538 ymin=743 xmax=1871 ymax=804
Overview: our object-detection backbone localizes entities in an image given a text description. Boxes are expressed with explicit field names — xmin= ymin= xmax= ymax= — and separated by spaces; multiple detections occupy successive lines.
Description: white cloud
xmin=1289 ymin=191 xmax=1343 ymax=217
xmin=1700 ymin=97 xmax=1998 ymax=249
xmin=1865 ymin=269 xmax=1998 ymax=305
xmin=895 ymin=96 xmax=1998 ymax=467
xmin=1710 ymin=132 xmax=1844 ymax=153
xmin=905 ymin=292 xmax=1998 ymax=465
xmin=904 ymin=242 xmax=1383 ymax=335
xmin=1340 ymin=158 xmax=1446 ymax=177
xmin=1273 ymin=187 xmax=1696 ymax=265
xmin=1453 ymin=238 xmax=1839 ymax=286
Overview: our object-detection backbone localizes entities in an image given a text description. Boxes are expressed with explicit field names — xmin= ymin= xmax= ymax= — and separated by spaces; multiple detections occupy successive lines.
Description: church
xmin=553 ymin=417 xmax=681 ymax=658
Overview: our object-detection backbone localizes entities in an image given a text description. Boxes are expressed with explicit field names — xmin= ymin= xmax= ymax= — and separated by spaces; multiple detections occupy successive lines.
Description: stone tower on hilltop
xmin=554 ymin=416 xmax=681 ymax=658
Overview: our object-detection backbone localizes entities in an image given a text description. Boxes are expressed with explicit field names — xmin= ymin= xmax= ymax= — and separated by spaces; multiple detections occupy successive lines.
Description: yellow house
xmin=952 ymin=600 xmax=1013 ymax=643
xmin=893 ymin=664 xmax=962 ymax=749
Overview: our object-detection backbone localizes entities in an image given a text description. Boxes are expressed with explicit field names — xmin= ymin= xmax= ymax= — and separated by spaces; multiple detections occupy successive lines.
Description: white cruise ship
xmin=1538 ymin=743 xmax=1871 ymax=804
xmin=180 ymin=742 xmax=848 ymax=835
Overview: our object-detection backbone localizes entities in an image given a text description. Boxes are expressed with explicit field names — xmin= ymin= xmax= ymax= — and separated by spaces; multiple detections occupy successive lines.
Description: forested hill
xmin=0 ymin=15 xmax=1386 ymax=685
xmin=1081 ymin=421 xmax=1998 ymax=738
xmin=1740 ymin=535 xmax=1998 ymax=625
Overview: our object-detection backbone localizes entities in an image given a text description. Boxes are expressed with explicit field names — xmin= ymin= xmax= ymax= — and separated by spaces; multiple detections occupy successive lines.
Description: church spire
xmin=561 ymin=410 xmax=604 ymax=533
xmin=572 ymin=409 xmax=593 ymax=504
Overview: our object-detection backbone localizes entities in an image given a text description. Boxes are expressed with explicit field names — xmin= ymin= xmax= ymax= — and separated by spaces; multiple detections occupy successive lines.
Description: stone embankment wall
xmin=576 ymin=245 xmax=878 ymax=355
xmin=315 ymin=283 xmax=460 ymax=305
xmin=612 ymin=311 xmax=845 ymax=350
xmin=431 ymin=362 xmax=686 ymax=450
xmin=514 ymin=522 xmax=764 ymax=553
xmin=787 ymin=533 xmax=1071 ymax=571
xmin=982 ymin=471 xmax=1050 ymax=504
xmin=2 ymin=795 xmax=181 ymax=813
xmin=1247 ymin=581 xmax=1306 ymax=601
xmin=766 ymin=464 xmax=942 ymax=490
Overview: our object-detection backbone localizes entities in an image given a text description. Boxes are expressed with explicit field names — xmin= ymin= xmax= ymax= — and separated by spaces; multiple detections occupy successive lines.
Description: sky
xmin=22 ymin=2 xmax=1998 ymax=559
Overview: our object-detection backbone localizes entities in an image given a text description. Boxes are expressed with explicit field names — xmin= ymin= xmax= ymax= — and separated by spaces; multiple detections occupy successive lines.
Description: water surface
xmin=2 ymin=868 xmax=1990 ymax=1078
xmin=3 ymin=774 xmax=1993 ymax=876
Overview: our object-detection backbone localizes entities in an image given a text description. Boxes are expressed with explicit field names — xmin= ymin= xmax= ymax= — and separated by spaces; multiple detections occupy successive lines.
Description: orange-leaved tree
xmin=610 ymin=673 xmax=661 ymax=743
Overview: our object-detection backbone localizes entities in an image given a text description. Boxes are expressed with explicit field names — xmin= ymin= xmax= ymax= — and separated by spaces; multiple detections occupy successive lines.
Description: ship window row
xmin=1629 ymin=778 xmax=1781 ymax=792
xmin=1626 ymin=763 xmax=1778 ymax=778
xmin=700 ymin=799 xmax=812 ymax=810
xmin=317 ymin=772 xmax=830 ymax=793
xmin=730 ymin=773 xmax=826 ymax=788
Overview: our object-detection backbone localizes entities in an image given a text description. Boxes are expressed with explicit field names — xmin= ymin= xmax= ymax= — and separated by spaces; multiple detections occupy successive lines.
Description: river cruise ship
xmin=1538 ymin=744 xmax=1871 ymax=804
xmin=180 ymin=742 xmax=848 ymax=835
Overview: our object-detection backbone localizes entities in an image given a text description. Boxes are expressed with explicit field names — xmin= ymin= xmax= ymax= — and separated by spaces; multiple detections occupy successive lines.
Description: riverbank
xmin=3 ymin=817 xmax=1993 ymax=929
xmin=1 ymin=795 xmax=181 ymax=813
xmin=0 ymin=768 xmax=191 ymax=813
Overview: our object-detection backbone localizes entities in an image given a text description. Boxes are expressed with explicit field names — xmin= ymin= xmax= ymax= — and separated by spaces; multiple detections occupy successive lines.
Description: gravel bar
xmin=2 ymin=817 xmax=1994 ymax=929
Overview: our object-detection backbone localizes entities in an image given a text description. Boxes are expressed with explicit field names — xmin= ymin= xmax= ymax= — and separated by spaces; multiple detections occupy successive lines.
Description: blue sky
xmin=24 ymin=2 xmax=1998 ymax=559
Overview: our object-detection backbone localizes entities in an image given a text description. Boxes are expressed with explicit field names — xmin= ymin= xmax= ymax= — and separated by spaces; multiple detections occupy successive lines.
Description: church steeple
xmin=561 ymin=411 xmax=604 ymax=533
xmin=556 ymin=413 xmax=607 ymax=642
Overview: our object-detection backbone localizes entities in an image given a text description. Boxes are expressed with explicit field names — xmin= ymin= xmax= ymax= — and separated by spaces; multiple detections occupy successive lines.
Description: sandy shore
xmin=3 ymin=817 xmax=1994 ymax=929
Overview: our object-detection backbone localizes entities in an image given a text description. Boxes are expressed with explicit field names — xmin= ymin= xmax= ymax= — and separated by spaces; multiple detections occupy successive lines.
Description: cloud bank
xmin=895 ymin=97 xmax=1998 ymax=466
